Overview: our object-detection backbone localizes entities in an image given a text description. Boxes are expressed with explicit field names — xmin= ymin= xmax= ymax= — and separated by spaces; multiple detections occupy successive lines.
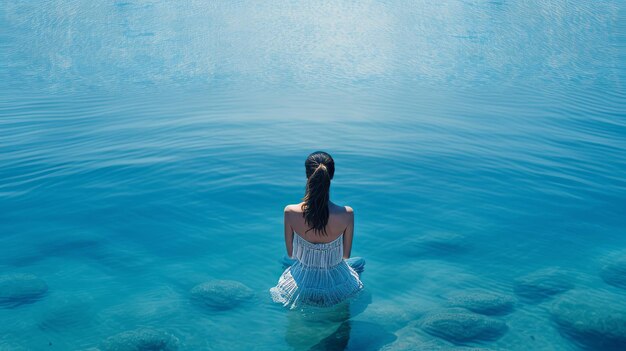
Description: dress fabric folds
xmin=270 ymin=232 xmax=364 ymax=309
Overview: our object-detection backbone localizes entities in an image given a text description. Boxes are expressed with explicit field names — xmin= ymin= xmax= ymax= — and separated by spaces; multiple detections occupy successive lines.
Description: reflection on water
xmin=286 ymin=289 xmax=375 ymax=350
xmin=286 ymin=298 xmax=397 ymax=351
xmin=287 ymin=303 xmax=351 ymax=350
xmin=1 ymin=0 xmax=625 ymax=350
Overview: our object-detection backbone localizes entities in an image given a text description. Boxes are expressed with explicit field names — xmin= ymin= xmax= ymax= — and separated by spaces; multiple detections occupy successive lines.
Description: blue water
xmin=1 ymin=1 xmax=625 ymax=350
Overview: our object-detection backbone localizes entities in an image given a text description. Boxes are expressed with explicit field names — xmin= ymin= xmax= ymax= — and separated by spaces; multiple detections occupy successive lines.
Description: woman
xmin=270 ymin=151 xmax=365 ymax=309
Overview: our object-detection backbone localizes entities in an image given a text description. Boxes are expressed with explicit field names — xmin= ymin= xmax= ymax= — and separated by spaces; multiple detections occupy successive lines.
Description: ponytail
xmin=302 ymin=163 xmax=331 ymax=236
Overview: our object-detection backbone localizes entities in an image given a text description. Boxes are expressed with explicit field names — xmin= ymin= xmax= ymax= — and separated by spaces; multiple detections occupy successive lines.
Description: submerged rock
xmin=0 ymin=273 xmax=48 ymax=307
xmin=550 ymin=291 xmax=626 ymax=350
xmin=600 ymin=258 xmax=626 ymax=290
xmin=401 ymin=232 xmax=469 ymax=257
xmin=446 ymin=290 xmax=515 ymax=315
xmin=100 ymin=328 xmax=179 ymax=351
xmin=513 ymin=268 xmax=573 ymax=301
xmin=190 ymin=280 xmax=253 ymax=310
xmin=38 ymin=298 xmax=95 ymax=331
xmin=39 ymin=237 xmax=104 ymax=258
xmin=419 ymin=308 xmax=508 ymax=344
xmin=382 ymin=335 xmax=496 ymax=351
xmin=387 ymin=346 xmax=495 ymax=351
xmin=381 ymin=320 xmax=498 ymax=351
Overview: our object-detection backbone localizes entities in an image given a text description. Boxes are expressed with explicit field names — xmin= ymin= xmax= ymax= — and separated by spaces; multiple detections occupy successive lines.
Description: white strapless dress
xmin=270 ymin=233 xmax=364 ymax=309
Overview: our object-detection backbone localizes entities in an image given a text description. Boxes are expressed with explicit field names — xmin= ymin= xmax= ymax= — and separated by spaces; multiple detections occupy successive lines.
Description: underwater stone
xmin=380 ymin=320 xmax=489 ymax=351
xmin=190 ymin=280 xmax=253 ymax=310
xmin=550 ymin=291 xmax=626 ymax=350
xmin=383 ymin=338 xmax=495 ymax=351
xmin=38 ymin=298 xmax=95 ymax=331
xmin=446 ymin=290 xmax=515 ymax=315
xmin=401 ymin=232 xmax=468 ymax=257
xmin=100 ymin=328 xmax=179 ymax=351
xmin=600 ymin=258 xmax=626 ymax=290
xmin=0 ymin=273 xmax=48 ymax=307
xmin=513 ymin=268 xmax=573 ymax=301
xmin=419 ymin=308 xmax=508 ymax=344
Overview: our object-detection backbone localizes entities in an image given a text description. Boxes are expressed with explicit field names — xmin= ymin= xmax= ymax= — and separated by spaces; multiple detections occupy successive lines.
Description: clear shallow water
xmin=1 ymin=1 xmax=625 ymax=350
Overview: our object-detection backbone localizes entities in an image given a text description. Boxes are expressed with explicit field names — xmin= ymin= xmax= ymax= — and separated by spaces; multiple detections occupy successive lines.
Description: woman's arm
xmin=283 ymin=205 xmax=294 ymax=257
xmin=342 ymin=206 xmax=354 ymax=259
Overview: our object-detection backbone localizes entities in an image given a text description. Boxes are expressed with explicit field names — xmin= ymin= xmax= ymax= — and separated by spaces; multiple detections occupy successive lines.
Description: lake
xmin=1 ymin=1 xmax=625 ymax=350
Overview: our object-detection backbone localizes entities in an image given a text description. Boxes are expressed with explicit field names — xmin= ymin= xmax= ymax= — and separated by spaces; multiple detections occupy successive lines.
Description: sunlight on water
xmin=1 ymin=1 xmax=625 ymax=350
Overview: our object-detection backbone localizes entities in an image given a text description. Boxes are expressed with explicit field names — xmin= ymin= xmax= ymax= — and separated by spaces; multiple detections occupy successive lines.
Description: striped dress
xmin=270 ymin=232 xmax=364 ymax=309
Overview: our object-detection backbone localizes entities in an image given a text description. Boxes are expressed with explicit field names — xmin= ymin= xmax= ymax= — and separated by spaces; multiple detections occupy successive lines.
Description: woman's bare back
xmin=284 ymin=201 xmax=355 ymax=259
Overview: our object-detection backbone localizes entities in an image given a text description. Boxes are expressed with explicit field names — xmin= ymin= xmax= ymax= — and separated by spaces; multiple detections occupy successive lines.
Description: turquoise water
xmin=1 ymin=1 xmax=625 ymax=350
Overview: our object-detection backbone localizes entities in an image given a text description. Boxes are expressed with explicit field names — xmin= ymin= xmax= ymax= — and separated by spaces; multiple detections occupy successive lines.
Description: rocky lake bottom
xmin=2 ymin=230 xmax=626 ymax=350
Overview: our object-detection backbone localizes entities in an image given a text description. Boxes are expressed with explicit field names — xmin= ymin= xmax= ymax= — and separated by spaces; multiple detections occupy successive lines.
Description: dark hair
xmin=301 ymin=151 xmax=335 ymax=236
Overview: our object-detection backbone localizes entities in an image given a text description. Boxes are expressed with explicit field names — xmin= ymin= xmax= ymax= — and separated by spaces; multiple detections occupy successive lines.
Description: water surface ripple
xmin=1 ymin=1 xmax=625 ymax=350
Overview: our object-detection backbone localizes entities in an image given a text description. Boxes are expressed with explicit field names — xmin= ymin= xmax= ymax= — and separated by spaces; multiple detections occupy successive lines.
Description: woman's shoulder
xmin=283 ymin=202 xmax=353 ymax=215
xmin=330 ymin=203 xmax=354 ymax=216
xmin=284 ymin=203 xmax=304 ymax=214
